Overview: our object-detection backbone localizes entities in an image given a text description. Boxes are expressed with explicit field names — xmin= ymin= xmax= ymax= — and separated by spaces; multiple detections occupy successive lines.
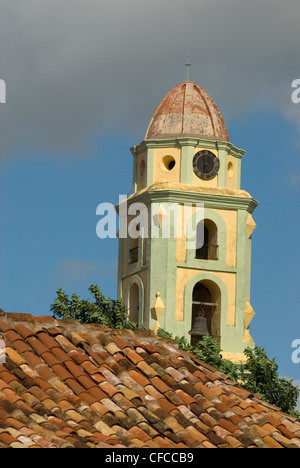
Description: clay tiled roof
xmin=0 ymin=311 xmax=299 ymax=449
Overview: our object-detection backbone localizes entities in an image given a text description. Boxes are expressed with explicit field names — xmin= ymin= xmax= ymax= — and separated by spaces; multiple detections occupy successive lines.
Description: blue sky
xmin=1 ymin=0 xmax=300 ymax=386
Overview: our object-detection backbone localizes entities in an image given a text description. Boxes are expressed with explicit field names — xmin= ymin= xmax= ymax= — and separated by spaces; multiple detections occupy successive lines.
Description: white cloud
xmin=52 ymin=257 xmax=118 ymax=284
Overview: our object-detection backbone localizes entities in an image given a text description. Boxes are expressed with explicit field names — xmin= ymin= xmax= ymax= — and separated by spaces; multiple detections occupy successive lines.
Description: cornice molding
xmin=119 ymin=184 xmax=259 ymax=214
xmin=130 ymin=137 xmax=245 ymax=159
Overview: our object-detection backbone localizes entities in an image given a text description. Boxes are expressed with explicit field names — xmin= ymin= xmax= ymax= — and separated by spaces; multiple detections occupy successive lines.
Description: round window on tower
xmin=162 ymin=155 xmax=176 ymax=171
xmin=227 ymin=161 xmax=233 ymax=178
xmin=139 ymin=159 xmax=145 ymax=176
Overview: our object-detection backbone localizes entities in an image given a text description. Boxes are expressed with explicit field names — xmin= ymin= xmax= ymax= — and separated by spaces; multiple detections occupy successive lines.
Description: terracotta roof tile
xmin=128 ymin=370 xmax=150 ymax=387
xmin=111 ymin=394 xmax=134 ymax=412
xmin=126 ymin=350 xmax=144 ymax=365
xmin=55 ymin=334 xmax=78 ymax=353
xmin=118 ymin=387 xmax=140 ymax=401
xmin=0 ymin=320 xmax=12 ymax=333
xmin=14 ymin=324 xmax=34 ymax=340
xmin=263 ymin=434 xmax=284 ymax=448
xmin=38 ymin=352 xmax=57 ymax=368
xmin=0 ymin=312 xmax=299 ymax=448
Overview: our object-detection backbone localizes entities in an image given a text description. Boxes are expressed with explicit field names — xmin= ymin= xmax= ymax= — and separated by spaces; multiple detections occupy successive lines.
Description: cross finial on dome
xmin=185 ymin=53 xmax=191 ymax=82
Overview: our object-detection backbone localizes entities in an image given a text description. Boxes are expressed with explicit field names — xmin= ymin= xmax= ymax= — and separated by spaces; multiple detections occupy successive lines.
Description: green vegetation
xmin=240 ymin=347 xmax=299 ymax=417
xmin=50 ymin=284 xmax=137 ymax=330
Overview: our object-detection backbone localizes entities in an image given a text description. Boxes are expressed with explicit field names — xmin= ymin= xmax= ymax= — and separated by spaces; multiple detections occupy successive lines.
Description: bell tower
xmin=117 ymin=80 xmax=258 ymax=363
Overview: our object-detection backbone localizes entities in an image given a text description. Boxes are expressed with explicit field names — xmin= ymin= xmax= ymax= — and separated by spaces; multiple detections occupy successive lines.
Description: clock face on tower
xmin=193 ymin=150 xmax=220 ymax=180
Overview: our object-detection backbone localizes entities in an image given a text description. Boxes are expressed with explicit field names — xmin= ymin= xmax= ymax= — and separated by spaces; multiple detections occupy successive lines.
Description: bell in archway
xmin=189 ymin=315 xmax=209 ymax=339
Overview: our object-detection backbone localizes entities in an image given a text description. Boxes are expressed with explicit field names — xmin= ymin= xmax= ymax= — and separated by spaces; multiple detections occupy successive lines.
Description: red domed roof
xmin=145 ymin=81 xmax=229 ymax=142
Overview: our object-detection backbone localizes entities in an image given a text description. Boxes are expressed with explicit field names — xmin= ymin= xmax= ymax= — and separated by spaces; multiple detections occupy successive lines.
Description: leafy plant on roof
xmin=239 ymin=346 xmax=300 ymax=417
xmin=50 ymin=284 xmax=137 ymax=330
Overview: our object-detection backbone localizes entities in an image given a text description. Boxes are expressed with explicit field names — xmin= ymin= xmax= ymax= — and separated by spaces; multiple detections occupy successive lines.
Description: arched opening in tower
xmin=195 ymin=219 xmax=219 ymax=260
xmin=190 ymin=281 xmax=221 ymax=346
xmin=128 ymin=282 xmax=139 ymax=325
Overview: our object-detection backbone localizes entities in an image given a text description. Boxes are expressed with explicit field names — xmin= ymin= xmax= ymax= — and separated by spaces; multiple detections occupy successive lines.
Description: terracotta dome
xmin=145 ymin=81 xmax=230 ymax=142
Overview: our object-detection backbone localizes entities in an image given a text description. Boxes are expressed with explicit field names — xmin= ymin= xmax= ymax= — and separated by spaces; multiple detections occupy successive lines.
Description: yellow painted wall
xmin=175 ymin=205 xmax=237 ymax=269
xmin=153 ymin=147 xmax=181 ymax=184
xmin=214 ymin=208 xmax=237 ymax=268
xmin=176 ymin=203 xmax=187 ymax=263
xmin=227 ymin=154 xmax=237 ymax=190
